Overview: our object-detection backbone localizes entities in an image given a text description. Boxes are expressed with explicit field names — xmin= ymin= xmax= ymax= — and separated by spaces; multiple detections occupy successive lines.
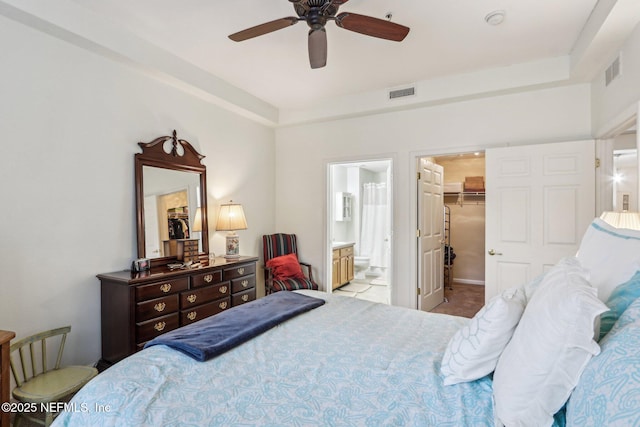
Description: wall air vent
xmin=605 ymin=55 xmax=621 ymax=86
xmin=389 ymin=87 xmax=416 ymax=99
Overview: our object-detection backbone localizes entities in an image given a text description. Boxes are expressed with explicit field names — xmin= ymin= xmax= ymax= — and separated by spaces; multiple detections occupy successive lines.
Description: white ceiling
xmin=3 ymin=0 xmax=640 ymax=125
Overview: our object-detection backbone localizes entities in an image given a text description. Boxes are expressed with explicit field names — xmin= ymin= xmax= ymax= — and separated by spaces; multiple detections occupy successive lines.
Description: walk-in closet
xmin=434 ymin=153 xmax=486 ymax=288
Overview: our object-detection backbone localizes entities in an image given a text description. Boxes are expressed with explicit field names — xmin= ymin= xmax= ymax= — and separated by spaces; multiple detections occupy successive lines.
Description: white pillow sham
xmin=576 ymin=218 xmax=640 ymax=302
xmin=441 ymin=287 xmax=526 ymax=385
xmin=493 ymin=257 xmax=608 ymax=427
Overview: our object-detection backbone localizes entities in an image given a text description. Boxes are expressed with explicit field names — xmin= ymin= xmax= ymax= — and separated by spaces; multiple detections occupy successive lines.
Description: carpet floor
xmin=430 ymin=283 xmax=485 ymax=318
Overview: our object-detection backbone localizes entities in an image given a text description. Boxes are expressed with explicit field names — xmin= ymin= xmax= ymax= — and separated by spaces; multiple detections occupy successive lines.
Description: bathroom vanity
xmin=332 ymin=242 xmax=354 ymax=289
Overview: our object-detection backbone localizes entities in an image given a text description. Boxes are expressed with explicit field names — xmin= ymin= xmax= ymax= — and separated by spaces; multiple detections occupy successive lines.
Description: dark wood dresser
xmin=97 ymin=256 xmax=257 ymax=370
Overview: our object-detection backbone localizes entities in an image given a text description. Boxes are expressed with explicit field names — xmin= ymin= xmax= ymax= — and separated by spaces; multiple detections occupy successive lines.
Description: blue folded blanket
xmin=144 ymin=291 xmax=325 ymax=361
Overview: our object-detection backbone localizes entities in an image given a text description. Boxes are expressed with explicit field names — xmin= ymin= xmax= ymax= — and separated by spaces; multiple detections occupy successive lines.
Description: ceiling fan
xmin=228 ymin=0 xmax=410 ymax=69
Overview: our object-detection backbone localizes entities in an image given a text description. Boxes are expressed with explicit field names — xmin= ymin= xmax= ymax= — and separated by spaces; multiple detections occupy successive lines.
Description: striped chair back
xmin=262 ymin=233 xmax=298 ymax=263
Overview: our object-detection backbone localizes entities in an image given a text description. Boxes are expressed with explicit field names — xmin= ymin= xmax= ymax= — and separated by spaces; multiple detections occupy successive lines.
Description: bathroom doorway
xmin=327 ymin=159 xmax=393 ymax=304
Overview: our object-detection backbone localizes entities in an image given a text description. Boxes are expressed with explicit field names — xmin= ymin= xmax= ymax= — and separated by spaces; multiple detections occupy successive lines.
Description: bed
xmin=53 ymin=218 xmax=640 ymax=427
xmin=53 ymin=291 xmax=497 ymax=426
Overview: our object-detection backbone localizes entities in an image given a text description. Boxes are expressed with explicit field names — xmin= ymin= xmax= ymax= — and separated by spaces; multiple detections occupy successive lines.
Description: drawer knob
xmin=160 ymin=283 xmax=172 ymax=293
xmin=241 ymin=294 xmax=249 ymax=302
xmin=154 ymin=321 xmax=166 ymax=332
xmin=219 ymin=286 xmax=228 ymax=294
xmin=154 ymin=302 xmax=166 ymax=312
xmin=237 ymin=267 xmax=245 ymax=275
xmin=187 ymin=294 xmax=197 ymax=303
xmin=241 ymin=279 xmax=249 ymax=288
xmin=219 ymin=301 xmax=228 ymax=310
xmin=204 ymin=274 xmax=213 ymax=283
xmin=187 ymin=311 xmax=197 ymax=321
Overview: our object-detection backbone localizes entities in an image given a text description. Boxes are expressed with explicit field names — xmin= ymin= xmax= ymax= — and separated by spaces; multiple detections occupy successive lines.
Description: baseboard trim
xmin=452 ymin=279 xmax=485 ymax=286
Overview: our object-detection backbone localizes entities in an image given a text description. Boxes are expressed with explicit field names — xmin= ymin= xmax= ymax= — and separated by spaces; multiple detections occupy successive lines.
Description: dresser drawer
xmin=191 ymin=270 xmax=223 ymax=288
xmin=231 ymin=274 xmax=255 ymax=294
xmin=183 ymin=240 xmax=198 ymax=249
xmin=136 ymin=313 xmax=179 ymax=343
xmin=176 ymin=239 xmax=199 ymax=262
xmin=136 ymin=295 xmax=179 ymax=322
xmin=180 ymin=282 xmax=230 ymax=309
xmin=231 ymin=288 xmax=256 ymax=306
xmin=135 ymin=277 xmax=189 ymax=301
xmin=223 ymin=263 xmax=256 ymax=280
xmin=180 ymin=297 xmax=231 ymax=325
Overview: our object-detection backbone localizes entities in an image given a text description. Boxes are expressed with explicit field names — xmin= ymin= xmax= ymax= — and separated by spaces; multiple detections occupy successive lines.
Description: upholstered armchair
xmin=262 ymin=233 xmax=319 ymax=294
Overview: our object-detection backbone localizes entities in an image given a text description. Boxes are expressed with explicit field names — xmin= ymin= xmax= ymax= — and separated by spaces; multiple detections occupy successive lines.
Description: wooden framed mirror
xmin=135 ymin=130 xmax=209 ymax=265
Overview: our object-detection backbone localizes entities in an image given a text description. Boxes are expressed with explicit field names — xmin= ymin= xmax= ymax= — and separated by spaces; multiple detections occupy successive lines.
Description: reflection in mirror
xmin=142 ymin=167 xmax=202 ymax=258
xmin=135 ymin=130 xmax=209 ymax=265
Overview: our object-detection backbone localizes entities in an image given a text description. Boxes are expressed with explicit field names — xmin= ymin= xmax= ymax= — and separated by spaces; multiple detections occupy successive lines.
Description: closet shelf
xmin=444 ymin=191 xmax=485 ymax=206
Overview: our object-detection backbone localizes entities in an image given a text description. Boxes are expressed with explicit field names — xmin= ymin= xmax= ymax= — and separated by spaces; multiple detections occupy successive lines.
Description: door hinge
xmin=417 ymin=287 xmax=421 ymax=295
xmin=417 ymin=172 xmax=421 ymax=180
xmin=416 ymin=229 xmax=421 ymax=237
xmin=595 ymin=158 xmax=601 ymax=168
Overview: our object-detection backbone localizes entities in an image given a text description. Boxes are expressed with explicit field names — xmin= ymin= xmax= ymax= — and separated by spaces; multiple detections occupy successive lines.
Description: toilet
xmin=353 ymin=256 xmax=370 ymax=279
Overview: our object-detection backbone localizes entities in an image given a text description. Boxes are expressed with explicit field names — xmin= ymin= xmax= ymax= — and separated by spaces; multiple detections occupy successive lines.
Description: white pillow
xmin=493 ymin=257 xmax=608 ymax=427
xmin=441 ymin=287 xmax=526 ymax=385
xmin=577 ymin=218 xmax=640 ymax=302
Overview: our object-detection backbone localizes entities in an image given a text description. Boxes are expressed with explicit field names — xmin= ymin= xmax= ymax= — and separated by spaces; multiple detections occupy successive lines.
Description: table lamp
xmin=599 ymin=211 xmax=640 ymax=230
xmin=215 ymin=201 xmax=248 ymax=258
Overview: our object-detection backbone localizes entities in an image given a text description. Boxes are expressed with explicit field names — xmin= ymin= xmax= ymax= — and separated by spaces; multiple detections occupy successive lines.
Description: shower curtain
xmin=360 ymin=182 xmax=388 ymax=268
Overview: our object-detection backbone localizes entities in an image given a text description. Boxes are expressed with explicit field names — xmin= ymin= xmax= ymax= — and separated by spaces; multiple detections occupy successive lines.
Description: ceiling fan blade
xmin=229 ymin=17 xmax=299 ymax=42
xmin=308 ymin=28 xmax=327 ymax=69
xmin=335 ymin=12 xmax=410 ymax=42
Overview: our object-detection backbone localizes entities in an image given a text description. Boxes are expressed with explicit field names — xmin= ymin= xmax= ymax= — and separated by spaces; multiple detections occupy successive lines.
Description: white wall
xmin=275 ymin=84 xmax=591 ymax=309
xmin=0 ymin=16 xmax=275 ymax=365
xmin=592 ymin=23 xmax=640 ymax=134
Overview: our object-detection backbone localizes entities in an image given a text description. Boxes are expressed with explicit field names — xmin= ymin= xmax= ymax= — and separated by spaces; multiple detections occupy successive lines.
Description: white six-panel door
xmin=417 ymin=158 xmax=445 ymax=311
xmin=485 ymin=140 xmax=595 ymax=300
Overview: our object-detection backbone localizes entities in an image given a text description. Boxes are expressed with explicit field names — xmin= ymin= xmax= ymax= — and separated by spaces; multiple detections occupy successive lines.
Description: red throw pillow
xmin=266 ymin=253 xmax=305 ymax=280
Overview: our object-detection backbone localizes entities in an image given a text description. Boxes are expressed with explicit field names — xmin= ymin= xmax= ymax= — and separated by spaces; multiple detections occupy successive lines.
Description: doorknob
xmin=488 ymin=249 xmax=503 ymax=256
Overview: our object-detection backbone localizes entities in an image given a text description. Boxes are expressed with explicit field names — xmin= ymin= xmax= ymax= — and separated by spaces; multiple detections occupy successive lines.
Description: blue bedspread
xmin=144 ymin=291 xmax=325 ymax=361
xmin=54 ymin=291 xmax=498 ymax=426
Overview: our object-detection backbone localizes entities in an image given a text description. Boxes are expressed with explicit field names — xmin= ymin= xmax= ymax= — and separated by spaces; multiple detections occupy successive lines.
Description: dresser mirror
xmin=135 ymin=130 xmax=209 ymax=265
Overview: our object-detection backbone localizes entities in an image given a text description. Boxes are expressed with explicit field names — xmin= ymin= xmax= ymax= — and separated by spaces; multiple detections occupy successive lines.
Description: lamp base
xmin=224 ymin=232 xmax=241 ymax=259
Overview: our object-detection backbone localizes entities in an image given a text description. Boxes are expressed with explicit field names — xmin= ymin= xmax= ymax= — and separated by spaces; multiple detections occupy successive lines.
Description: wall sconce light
xmin=215 ymin=201 xmax=248 ymax=259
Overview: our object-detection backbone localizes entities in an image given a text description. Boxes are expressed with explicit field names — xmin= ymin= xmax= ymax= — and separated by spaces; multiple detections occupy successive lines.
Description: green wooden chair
xmin=9 ymin=326 xmax=98 ymax=426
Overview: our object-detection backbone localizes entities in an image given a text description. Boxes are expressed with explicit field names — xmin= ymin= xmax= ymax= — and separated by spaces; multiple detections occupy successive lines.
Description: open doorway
xmin=417 ymin=152 xmax=486 ymax=317
xmin=612 ymin=127 xmax=638 ymax=211
xmin=327 ymin=159 xmax=393 ymax=304
xmin=596 ymin=115 xmax=637 ymax=216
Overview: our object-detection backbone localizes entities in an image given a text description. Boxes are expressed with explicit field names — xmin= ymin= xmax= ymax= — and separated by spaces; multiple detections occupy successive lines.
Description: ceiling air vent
xmin=389 ymin=86 xmax=416 ymax=99
xmin=605 ymin=55 xmax=621 ymax=86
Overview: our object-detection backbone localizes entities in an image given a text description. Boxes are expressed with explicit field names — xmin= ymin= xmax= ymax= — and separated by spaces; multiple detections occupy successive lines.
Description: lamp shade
xmin=599 ymin=211 xmax=640 ymax=230
xmin=216 ymin=203 xmax=248 ymax=231
xmin=192 ymin=207 xmax=202 ymax=233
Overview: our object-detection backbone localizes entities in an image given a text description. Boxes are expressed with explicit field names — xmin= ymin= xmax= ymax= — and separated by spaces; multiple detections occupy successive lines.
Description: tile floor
xmin=333 ymin=279 xmax=390 ymax=304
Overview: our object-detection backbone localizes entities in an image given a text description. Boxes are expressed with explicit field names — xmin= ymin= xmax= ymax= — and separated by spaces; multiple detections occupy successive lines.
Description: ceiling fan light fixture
xmin=229 ymin=0 xmax=411 ymax=69
xmin=485 ymin=10 xmax=505 ymax=26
